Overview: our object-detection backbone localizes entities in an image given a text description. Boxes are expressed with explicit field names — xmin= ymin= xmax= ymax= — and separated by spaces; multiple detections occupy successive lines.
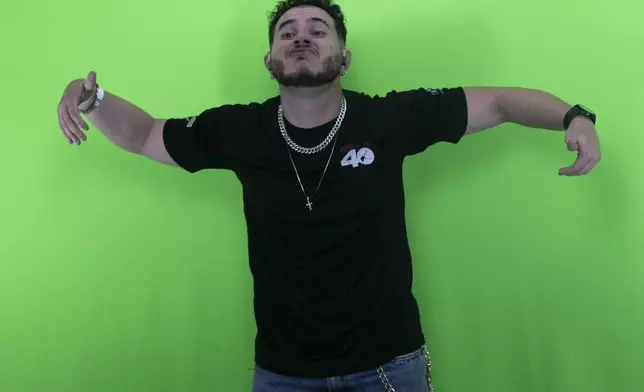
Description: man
xmin=56 ymin=0 xmax=601 ymax=391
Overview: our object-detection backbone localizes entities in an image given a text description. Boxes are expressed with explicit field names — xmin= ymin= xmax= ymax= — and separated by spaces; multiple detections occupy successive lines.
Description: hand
xmin=558 ymin=117 xmax=601 ymax=176
xmin=57 ymin=71 xmax=97 ymax=145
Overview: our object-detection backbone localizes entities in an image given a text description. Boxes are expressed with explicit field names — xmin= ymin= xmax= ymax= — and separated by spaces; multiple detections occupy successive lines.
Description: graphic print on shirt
xmin=340 ymin=143 xmax=375 ymax=169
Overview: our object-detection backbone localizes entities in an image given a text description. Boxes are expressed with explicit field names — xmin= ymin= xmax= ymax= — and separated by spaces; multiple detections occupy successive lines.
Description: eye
xmin=281 ymin=32 xmax=294 ymax=39
xmin=314 ymin=31 xmax=326 ymax=37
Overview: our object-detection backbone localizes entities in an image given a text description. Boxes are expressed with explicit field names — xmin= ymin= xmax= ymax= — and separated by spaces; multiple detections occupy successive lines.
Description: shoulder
xmin=199 ymin=95 xmax=279 ymax=126
xmin=341 ymin=88 xmax=438 ymax=120
xmin=345 ymin=87 xmax=463 ymax=103
xmin=183 ymin=95 xmax=280 ymax=149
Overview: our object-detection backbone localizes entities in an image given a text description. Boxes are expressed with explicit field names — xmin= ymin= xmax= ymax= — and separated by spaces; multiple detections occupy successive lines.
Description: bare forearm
xmin=81 ymin=82 xmax=155 ymax=153
xmin=497 ymin=87 xmax=572 ymax=131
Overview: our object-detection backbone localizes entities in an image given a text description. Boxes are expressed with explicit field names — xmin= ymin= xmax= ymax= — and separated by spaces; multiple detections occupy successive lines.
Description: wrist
xmin=81 ymin=84 xmax=103 ymax=115
xmin=569 ymin=115 xmax=595 ymax=129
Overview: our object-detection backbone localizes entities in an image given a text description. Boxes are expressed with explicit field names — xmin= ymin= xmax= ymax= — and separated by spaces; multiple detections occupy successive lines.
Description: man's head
xmin=265 ymin=0 xmax=351 ymax=88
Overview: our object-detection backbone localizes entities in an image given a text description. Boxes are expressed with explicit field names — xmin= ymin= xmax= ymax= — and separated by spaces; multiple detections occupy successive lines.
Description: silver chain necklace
xmin=278 ymin=97 xmax=347 ymax=211
xmin=278 ymin=97 xmax=347 ymax=154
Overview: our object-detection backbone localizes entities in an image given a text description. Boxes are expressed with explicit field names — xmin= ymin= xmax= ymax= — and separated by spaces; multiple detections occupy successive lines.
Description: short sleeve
xmin=163 ymin=104 xmax=250 ymax=173
xmin=379 ymin=87 xmax=469 ymax=156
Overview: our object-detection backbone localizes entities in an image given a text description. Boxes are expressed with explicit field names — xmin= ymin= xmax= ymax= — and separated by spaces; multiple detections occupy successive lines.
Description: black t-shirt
xmin=163 ymin=87 xmax=469 ymax=378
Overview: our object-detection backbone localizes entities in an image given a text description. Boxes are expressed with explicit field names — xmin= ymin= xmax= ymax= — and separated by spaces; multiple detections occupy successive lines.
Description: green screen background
xmin=2 ymin=0 xmax=643 ymax=391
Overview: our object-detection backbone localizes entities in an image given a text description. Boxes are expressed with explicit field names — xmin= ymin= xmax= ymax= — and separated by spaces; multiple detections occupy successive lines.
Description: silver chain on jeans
xmin=376 ymin=344 xmax=433 ymax=392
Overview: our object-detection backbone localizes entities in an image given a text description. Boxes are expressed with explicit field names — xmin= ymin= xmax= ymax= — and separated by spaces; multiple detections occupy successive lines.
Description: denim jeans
xmin=251 ymin=345 xmax=432 ymax=392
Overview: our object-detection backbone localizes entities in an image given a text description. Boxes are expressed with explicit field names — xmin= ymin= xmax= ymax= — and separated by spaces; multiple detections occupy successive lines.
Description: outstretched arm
xmin=58 ymin=71 xmax=177 ymax=167
xmin=462 ymin=87 xmax=601 ymax=176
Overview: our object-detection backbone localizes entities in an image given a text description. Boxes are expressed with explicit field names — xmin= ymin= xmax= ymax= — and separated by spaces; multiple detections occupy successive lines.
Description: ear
xmin=341 ymin=49 xmax=352 ymax=75
xmin=264 ymin=53 xmax=271 ymax=70
xmin=264 ymin=53 xmax=275 ymax=79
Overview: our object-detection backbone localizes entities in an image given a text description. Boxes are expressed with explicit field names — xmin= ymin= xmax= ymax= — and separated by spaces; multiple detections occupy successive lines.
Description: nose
xmin=294 ymin=37 xmax=311 ymax=46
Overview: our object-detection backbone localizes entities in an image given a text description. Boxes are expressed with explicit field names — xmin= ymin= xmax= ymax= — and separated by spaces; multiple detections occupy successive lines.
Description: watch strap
xmin=564 ymin=104 xmax=596 ymax=130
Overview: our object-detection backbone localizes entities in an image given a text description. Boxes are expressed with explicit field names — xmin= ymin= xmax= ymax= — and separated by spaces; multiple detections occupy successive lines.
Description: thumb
xmin=83 ymin=71 xmax=97 ymax=91
xmin=77 ymin=71 xmax=97 ymax=108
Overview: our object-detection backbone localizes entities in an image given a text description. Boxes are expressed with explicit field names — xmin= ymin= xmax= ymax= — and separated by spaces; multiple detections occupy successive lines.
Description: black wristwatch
xmin=563 ymin=104 xmax=596 ymax=130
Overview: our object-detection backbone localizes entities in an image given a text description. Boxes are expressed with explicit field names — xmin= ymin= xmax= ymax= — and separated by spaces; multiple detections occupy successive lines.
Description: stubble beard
xmin=270 ymin=53 xmax=343 ymax=88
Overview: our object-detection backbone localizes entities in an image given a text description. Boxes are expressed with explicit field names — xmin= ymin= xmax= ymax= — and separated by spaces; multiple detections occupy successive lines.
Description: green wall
xmin=2 ymin=0 xmax=643 ymax=391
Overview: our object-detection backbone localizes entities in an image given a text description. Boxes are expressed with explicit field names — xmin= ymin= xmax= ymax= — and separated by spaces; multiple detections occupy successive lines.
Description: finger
xmin=578 ymin=156 xmax=599 ymax=175
xmin=68 ymin=104 xmax=89 ymax=133
xmin=66 ymin=105 xmax=87 ymax=142
xmin=63 ymin=120 xmax=80 ymax=145
xmin=559 ymin=152 xmax=593 ymax=176
xmin=60 ymin=105 xmax=81 ymax=144
xmin=57 ymin=107 xmax=72 ymax=144
xmin=566 ymin=135 xmax=578 ymax=152
xmin=58 ymin=105 xmax=75 ymax=144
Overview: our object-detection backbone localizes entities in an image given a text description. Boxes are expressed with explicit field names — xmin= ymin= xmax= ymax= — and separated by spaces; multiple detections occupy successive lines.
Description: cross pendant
xmin=305 ymin=197 xmax=313 ymax=211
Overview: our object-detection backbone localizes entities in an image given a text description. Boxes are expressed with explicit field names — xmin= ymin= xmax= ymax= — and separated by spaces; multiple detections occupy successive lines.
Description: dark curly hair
xmin=268 ymin=0 xmax=347 ymax=47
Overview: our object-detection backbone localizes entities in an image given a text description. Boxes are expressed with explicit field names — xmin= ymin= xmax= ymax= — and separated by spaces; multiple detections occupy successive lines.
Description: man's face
xmin=266 ymin=6 xmax=348 ymax=87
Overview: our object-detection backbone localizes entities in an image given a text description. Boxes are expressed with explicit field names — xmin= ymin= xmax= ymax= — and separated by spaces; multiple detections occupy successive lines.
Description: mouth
xmin=289 ymin=47 xmax=317 ymax=58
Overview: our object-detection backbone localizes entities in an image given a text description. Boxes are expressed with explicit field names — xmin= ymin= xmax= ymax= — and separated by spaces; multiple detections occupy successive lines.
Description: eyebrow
xmin=278 ymin=17 xmax=330 ymax=32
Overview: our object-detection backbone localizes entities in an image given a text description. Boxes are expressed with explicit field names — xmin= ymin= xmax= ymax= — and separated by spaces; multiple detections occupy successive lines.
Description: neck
xmin=279 ymin=82 xmax=343 ymax=129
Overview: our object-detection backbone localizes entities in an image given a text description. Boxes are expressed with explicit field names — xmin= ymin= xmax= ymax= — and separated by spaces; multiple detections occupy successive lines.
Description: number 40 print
xmin=341 ymin=147 xmax=375 ymax=168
